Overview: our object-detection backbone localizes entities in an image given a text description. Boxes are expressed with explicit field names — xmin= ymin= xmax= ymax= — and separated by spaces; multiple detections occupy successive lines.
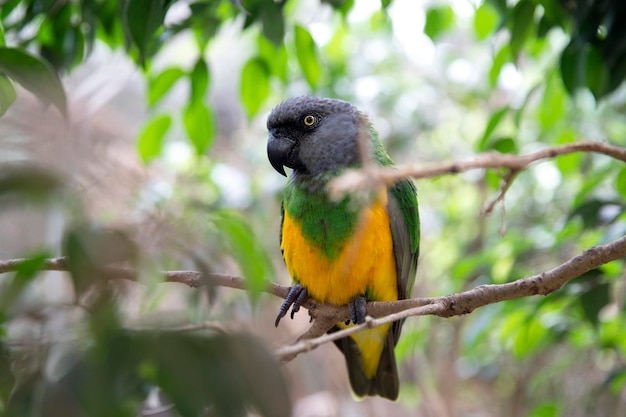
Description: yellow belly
xmin=281 ymin=190 xmax=398 ymax=377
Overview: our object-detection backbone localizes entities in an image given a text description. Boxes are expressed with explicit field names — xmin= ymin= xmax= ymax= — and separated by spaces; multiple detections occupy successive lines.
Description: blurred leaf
xmin=0 ymin=166 xmax=63 ymax=205
xmin=189 ymin=57 xmax=210 ymax=104
xmin=580 ymin=281 xmax=610 ymax=326
xmin=136 ymin=332 xmax=291 ymax=417
xmin=560 ymin=43 xmax=585 ymax=95
xmin=509 ymin=0 xmax=536 ymax=59
xmin=0 ymin=21 xmax=5 ymax=45
xmin=183 ymin=101 xmax=215 ymax=155
xmin=137 ymin=114 xmax=172 ymax=163
xmin=424 ymin=5 xmax=455 ymax=41
xmin=586 ymin=45 xmax=609 ymax=99
xmin=148 ymin=67 xmax=185 ymax=107
xmin=527 ymin=402 xmax=561 ymax=417
xmin=0 ymin=342 xmax=14 ymax=410
xmin=0 ymin=47 xmax=67 ymax=117
xmin=0 ymin=251 xmax=48 ymax=312
xmin=616 ymin=167 xmax=626 ymax=198
xmin=537 ymin=74 xmax=566 ymax=129
xmin=258 ymin=35 xmax=288 ymax=82
xmin=294 ymin=25 xmax=322 ymax=90
xmin=474 ymin=2 xmax=500 ymax=40
xmin=259 ymin=0 xmax=285 ymax=46
xmin=0 ymin=74 xmax=16 ymax=117
xmin=477 ymin=106 xmax=509 ymax=151
xmin=569 ymin=199 xmax=615 ymax=229
xmin=489 ymin=44 xmax=511 ymax=86
xmin=491 ymin=137 xmax=518 ymax=154
xmin=63 ymin=226 xmax=138 ymax=294
xmin=211 ymin=210 xmax=273 ymax=299
xmin=240 ymin=56 xmax=270 ymax=117
xmin=123 ymin=0 xmax=168 ymax=65
xmin=514 ymin=316 xmax=546 ymax=358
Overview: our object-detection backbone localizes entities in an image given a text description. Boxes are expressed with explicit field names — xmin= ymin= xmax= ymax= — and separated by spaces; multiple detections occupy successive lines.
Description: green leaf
xmin=0 ymin=47 xmax=67 ymax=117
xmin=63 ymin=226 xmax=138 ymax=294
xmin=474 ymin=2 xmax=499 ymax=40
xmin=137 ymin=114 xmax=172 ymax=163
xmin=124 ymin=0 xmax=168 ymax=65
xmin=586 ymin=45 xmax=609 ymax=99
xmin=0 ymin=251 xmax=49 ymax=311
xmin=560 ymin=42 xmax=585 ymax=95
xmin=190 ymin=57 xmax=210 ymax=104
xmin=491 ymin=137 xmax=518 ymax=154
xmin=294 ymin=25 xmax=322 ymax=90
xmin=257 ymin=35 xmax=288 ymax=82
xmin=0 ymin=74 xmax=16 ymax=117
xmin=509 ymin=0 xmax=536 ymax=59
xmin=259 ymin=0 xmax=285 ymax=46
xmin=581 ymin=282 xmax=610 ymax=326
xmin=537 ymin=74 xmax=566 ymax=129
xmin=527 ymin=403 xmax=561 ymax=417
xmin=489 ymin=44 xmax=511 ymax=86
xmin=477 ymin=106 xmax=509 ymax=151
xmin=240 ymin=57 xmax=270 ymax=117
xmin=211 ymin=210 xmax=274 ymax=299
xmin=424 ymin=5 xmax=455 ymax=41
xmin=183 ymin=101 xmax=215 ymax=155
xmin=0 ymin=21 xmax=5 ymax=46
xmin=148 ymin=67 xmax=185 ymax=107
xmin=616 ymin=167 xmax=626 ymax=198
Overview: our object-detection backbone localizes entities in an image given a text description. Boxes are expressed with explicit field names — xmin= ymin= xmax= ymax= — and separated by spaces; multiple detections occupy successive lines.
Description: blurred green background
xmin=0 ymin=0 xmax=625 ymax=416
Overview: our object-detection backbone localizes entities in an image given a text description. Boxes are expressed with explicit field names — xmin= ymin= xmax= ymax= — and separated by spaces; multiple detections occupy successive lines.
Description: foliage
xmin=1 ymin=0 xmax=626 ymax=416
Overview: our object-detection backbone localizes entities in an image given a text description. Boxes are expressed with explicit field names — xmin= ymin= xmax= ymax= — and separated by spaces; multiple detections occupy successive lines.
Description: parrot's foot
xmin=275 ymin=283 xmax=308 ymax=327
xmin=347 ymin=294 xmax=367 ymax=325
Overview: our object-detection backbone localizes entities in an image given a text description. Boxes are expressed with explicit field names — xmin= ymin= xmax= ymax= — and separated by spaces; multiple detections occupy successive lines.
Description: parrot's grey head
xmin=266 ymin=96 xmax=363 ymax=177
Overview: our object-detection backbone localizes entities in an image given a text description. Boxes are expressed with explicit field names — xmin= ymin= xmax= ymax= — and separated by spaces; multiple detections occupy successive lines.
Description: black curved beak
xmin=267 ymin=133 xmax=294 ymax=177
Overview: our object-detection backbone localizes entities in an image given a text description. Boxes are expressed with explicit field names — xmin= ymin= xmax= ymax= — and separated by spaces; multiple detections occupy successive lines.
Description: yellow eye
xmin=303 ymin=115 xmax=316 ymax=126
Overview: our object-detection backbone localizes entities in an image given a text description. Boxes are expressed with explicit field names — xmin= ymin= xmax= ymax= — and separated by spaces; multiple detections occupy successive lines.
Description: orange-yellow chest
xmin=281 ymin=190 xmax=398 ymax=306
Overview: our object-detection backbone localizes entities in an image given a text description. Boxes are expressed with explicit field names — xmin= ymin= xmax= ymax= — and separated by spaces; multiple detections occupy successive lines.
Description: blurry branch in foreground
xmin=0 ymin=140 xmax=625 ymax=363
xmin=0 ymin=234 xmax=625 ymax=363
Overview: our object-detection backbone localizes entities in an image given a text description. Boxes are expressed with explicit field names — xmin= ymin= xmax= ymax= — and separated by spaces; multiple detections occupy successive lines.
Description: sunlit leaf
xmin=477 ymin=106 xmax=509 ymax=151
xmin=210 ymin=210 xmax=273 ymax=299
xmin=294 ymin=25 xmax=322 ymax=90
xmin=527 ymin=403 xmax=561 ymax=417
xmin=537 ymin=74 xmax=566 ymax=129
xmin=137 ymin=114 xmax=172 ymax=163
xmin=148 ymin=67 xmax=185 ymax=107
xmin=183 ymin=101 xmax=215 ymax=155
xmin=474 ymin=2 xmax=500 ymax=40
xmin=616 ymin=167 xmax=626 ymax=198
xmin=424 ymin=5 xmax=455 ymax=41
xmin=489 ymin=44 xmax=511 ymax=86
xmin=0 ymin=47 xmax=67 ymax=117
xmin=190 ymin=57 xmax=210 ymax=104
xmin=0 ymin=74 xmax=16 ymax=117
xmin=240 ymin=56 xmax=270 ymax=117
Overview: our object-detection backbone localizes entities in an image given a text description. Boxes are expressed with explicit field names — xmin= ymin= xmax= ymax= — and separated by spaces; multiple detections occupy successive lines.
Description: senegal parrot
xmin=267 ymin=96 xmax=419 ymax=400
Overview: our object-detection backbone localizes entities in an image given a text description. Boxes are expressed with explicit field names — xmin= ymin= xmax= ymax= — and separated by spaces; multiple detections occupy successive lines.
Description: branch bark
xmin=328 ymin=140 xmax=626 ymax=197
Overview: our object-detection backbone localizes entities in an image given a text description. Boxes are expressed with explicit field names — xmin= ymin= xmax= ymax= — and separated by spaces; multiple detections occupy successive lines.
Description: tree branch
xmin=276 ymin=234 xmax=626 ymax=362
xmin=328 ymin=140 xmax=626 ymax=197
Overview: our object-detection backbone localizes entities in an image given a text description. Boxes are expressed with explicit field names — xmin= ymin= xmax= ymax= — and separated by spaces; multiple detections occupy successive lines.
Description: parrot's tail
xmin=333 ymin=329 xmax=400 ymax=400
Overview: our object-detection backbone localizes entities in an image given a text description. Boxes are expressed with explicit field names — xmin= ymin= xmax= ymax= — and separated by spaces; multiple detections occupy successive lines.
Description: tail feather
xmin=332 ymin=329 xmax=399 ymax=400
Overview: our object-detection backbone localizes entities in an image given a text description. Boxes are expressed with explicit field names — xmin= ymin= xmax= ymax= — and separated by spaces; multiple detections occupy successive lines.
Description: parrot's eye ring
xmin=303 ymin=115 xmax=316 ymax=127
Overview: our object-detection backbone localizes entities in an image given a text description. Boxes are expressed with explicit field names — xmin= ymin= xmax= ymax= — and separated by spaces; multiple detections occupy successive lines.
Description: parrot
xmin=267 ymin=96 xmax=419 ymax=400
